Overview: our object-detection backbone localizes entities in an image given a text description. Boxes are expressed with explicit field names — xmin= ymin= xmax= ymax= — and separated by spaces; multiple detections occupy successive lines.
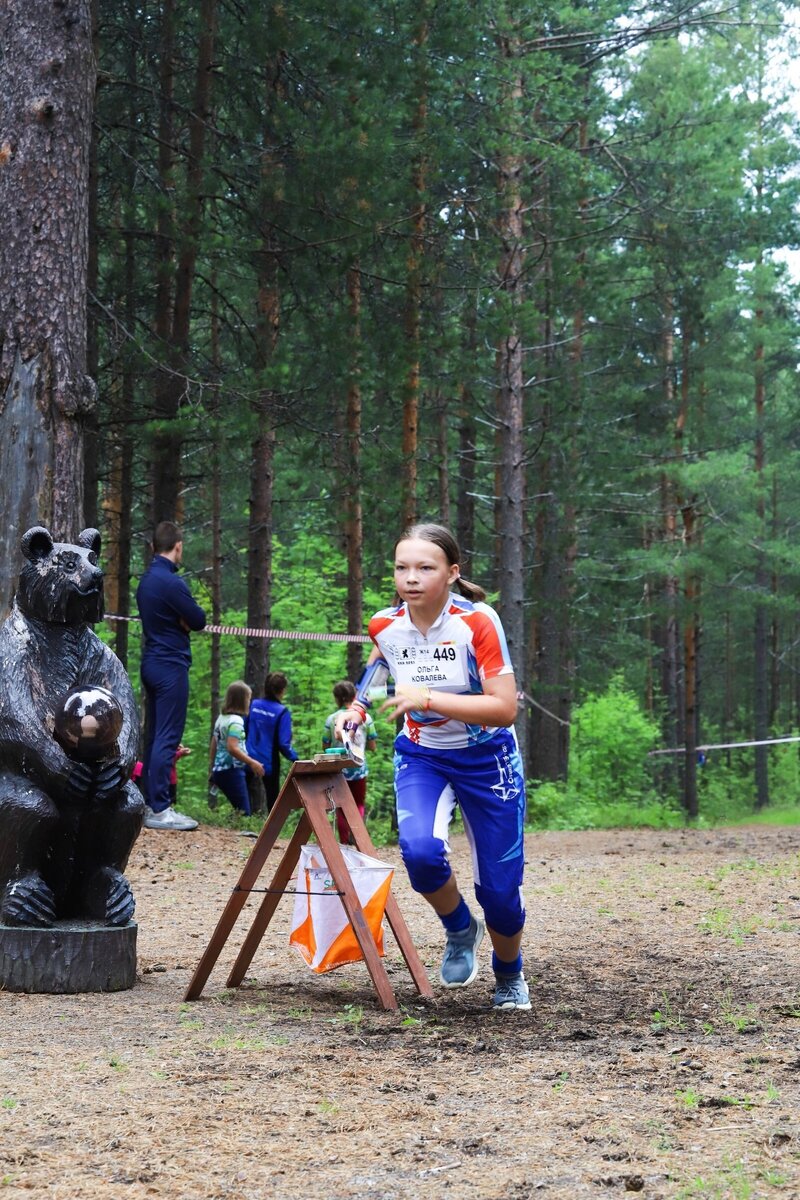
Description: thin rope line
xmin=519 ymin=689 xmax=570 ymax=727
xmin=649 ymin=735 xmax=800 ymax=756
xmin=233 ymin=886 xmax=346 ymax=897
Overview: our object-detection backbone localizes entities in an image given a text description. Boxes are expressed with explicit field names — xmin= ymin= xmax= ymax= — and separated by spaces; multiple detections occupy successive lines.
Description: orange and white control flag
xmin=289 ymin=844 xmax=394 ymax=973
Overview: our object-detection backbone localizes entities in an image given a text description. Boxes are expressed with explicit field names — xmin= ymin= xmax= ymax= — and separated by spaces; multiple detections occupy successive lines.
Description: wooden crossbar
xmin=183 ymin=758 xmax=433 ymax=1010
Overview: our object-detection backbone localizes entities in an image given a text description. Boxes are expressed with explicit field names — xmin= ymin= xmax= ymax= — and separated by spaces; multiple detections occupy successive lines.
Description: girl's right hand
xmin=334 ymin=706 xmax=364 ymax=742
xmin=250 ymin=759 xmax=265 ymax=777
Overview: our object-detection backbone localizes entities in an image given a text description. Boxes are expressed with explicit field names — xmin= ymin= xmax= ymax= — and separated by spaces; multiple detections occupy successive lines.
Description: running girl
xmin=338 ymin=523 xmax=529 ymax=1011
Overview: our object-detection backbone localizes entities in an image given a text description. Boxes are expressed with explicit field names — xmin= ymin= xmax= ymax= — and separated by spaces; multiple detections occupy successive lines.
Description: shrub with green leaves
xmin=568 ymin=677 xmax=661 ymax=806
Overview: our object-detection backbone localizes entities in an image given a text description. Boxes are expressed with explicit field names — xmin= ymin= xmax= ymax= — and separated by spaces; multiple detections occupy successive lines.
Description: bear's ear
xmin=77 ymin=528 xmax=101 ymax=555
xmin=21 ymin=527 xmax=54 ymax=562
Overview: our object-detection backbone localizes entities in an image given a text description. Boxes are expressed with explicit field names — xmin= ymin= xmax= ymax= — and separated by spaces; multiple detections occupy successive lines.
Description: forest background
xmin=3 ymin=0 xmax=800 ymax=837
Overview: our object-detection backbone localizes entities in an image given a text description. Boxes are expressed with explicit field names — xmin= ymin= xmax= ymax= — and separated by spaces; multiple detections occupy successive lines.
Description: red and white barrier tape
xmin=104 ymin=613 xmax=370 ymax=645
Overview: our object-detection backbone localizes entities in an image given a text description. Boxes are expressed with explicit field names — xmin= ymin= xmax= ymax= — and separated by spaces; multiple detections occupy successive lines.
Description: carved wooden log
xmin=0 ymin=920 xmax=137 ymax=992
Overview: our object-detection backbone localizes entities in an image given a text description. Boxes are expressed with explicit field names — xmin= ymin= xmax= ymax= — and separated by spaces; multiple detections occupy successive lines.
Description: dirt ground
xmin=2 ymin=822 xmax=800 ymax=1199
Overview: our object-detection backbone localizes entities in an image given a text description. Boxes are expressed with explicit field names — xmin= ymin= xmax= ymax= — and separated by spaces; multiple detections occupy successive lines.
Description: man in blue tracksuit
xmin=135 ymin=521 xmax=207 ymax=831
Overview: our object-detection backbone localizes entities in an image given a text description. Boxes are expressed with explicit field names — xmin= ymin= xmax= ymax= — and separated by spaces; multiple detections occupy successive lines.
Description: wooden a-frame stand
xmin=184 ymin=758 xmax=433 ymax=1011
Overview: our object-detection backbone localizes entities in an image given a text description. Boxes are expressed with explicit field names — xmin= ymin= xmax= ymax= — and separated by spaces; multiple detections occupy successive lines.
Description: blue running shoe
xmin=492 ymin=972 xmax=531 ymax=1011
xmin=439 ymin=915 xmax=485 ymax=987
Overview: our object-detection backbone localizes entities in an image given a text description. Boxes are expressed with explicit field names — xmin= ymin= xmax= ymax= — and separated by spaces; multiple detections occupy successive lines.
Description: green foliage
xmin=527 ymin=681 xmax=669 ymax=829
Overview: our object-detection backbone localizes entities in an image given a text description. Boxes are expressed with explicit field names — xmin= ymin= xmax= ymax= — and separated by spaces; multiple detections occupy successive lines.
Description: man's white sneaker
xmin=143 ymin=806 xmax=198 ymax=831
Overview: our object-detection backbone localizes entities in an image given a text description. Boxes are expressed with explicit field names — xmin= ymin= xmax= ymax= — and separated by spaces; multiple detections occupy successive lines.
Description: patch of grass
xmin=675 ymin=1157 xmax=773 ymax=1198
xmin=725 ymin=808 xmax=800 ymax=827
xmin=759 ymin=1168 xmax=788 ymax=1187
xmin=211 ymin=1030 xmax=287 ymax=1051
xmin=318 ymin=1097 xmax=340 ymax=1115
xmin=173 ymin=861 xmax=195 ymax=870
xmin=699 ymin=906 xmax=762 ymax=946
xmin=675 ymin=1087 xmax=700 ymax=1109
xmin=552 ymin=1071 xmax=569 ymax=1093
xmin=286 ymin=1005 xmax=312 ymax=1020
xmin=651 ymin=992 xmax=685 ymax=1033
xmin=1 ymin=1099 xmax=18 ymax=1111
xmin=332 ymin=1003 xmax=365 ymax=1034
xmin=716 ymin=990 xmax=762 ymax=1034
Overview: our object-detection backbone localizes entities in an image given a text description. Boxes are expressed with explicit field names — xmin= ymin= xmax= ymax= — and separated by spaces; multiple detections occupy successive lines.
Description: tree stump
xmin=0 ymin=920 xmax=137 ymax=992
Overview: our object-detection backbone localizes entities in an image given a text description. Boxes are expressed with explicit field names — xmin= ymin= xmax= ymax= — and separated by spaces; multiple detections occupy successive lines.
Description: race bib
xmin=387 ymin=641 xmax=467 ymax=689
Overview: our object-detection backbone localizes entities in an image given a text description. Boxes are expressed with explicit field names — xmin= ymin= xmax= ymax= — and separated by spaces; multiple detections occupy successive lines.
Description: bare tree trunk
xmin=84 ymin=0 xmax=100 ymax=530
xmin=753 ymin=304 xmax=769 ymax=808
xmin=151 ymin=0 xmax=217 ymax=524
xmin=209 ymin=281 xmax=222 ymax=726
xmin=401 ymin=11 xmax=429 ymax=531
xmin=437 ymin=392 xmax=450 ymax=526
xmin=494 ymin=30 xmax=527 ymax=761
xmin=769 ymin=473 xmax=779 ymax=728
xmin=660 ymin=292 xmax=681 ymax=754
xmin=643 ymin=521 xmax=654 ymax=716
xmin=678 ymin=311 xmax=698 ymax=819
xmin=455 ymin=304 xmax=478 ymax=575
xmin=246 ymin=402 xmax=275 ymax=694
xmin=682 ymin=502 xmax=699 ymax=819
xmin=150 ymin=0 xmax=176 ymax=525
xmin=753 ymin=35 xmax=770 ymax=810
xmin=245 ymin=25 xmax=285 ymax=692
xmin=344 ymin=262 xmax=364 ymax=681
xmin=0 ymin=0 xmax=96 ymax=614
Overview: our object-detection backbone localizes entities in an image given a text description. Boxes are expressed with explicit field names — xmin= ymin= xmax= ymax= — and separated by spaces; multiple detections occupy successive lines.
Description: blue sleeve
xmin=172 ymin=577 xmax=207 ymax=630
xmin=278 ymin=707 xmax=299 ymax=762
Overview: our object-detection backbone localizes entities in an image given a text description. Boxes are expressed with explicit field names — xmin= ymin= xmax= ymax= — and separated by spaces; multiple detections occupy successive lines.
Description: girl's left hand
xmin=379 ymin=683 xmax=432 ymax=720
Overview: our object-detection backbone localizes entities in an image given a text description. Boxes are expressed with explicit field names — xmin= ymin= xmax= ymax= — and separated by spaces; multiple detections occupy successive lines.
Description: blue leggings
xmin=212 ymin=767 xmax=251 ymax=815
xmin=393 ymin=730 xmax=526 ymax=937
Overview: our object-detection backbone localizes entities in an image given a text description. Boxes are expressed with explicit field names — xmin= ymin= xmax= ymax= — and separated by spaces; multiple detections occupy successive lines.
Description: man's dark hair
xmin=153 ymin=521 xmax=183 ymax=554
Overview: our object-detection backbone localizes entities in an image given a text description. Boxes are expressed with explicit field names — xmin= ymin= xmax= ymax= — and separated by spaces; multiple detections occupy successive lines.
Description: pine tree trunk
xmin=752 ymin=34 xmax=769 ymax=810
xmin=246 ymin=406 xmax=274 ymax=693
xmin=682 ymin=501 xmax=699 ymax=819
xmin=344 ymin=262 xmax=364 ymax=681
xmin=753 ymin=310 xmax=769 ymax=808
xmin=0 ymin=0 xmax=96 ymax=615
xmin=495 ymin=31 xmax=527 ymax=761
xmin=660 ymin=292 xmax=681 ymax=753
xmin=679 ymin=312 xmax=698 ymax=819
xmin=209 ymin=285 xmax=222 ymax=725
xmin=150 ymin=0 xmax=176 ymax=525
xmin=151 ymin=0 xmax=216 ymax=524
xmin=769 ymin=474 xmax=779 ymax=728
xmin=437 ymin=392 xmax=450 ymax=526
xmin=401 ymin=12 xmax=429 ymax=531
xmin=455 ymin=305 xmax=478 ymax=574
xmin=84 ymin=0 xmax=100 ymax=531
xmin=245 ymin=28 xmax=285 ymax=692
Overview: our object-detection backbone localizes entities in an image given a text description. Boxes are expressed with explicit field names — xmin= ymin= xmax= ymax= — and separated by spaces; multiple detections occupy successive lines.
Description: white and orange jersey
xmin=368 ymin=592 xmax=515 ymax=749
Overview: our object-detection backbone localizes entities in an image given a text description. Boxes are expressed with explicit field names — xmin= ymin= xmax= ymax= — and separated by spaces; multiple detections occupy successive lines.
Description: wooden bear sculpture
xmin=0 ymin=527 xmax=143 ymax=927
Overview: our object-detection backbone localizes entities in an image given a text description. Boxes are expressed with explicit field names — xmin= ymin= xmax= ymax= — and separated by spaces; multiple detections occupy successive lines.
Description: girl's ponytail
xmin=453 ymin=576 xmax=486 ymax=603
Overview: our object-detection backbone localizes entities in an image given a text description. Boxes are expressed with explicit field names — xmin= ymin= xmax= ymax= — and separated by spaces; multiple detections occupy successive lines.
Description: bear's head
xmin=17 ymin=527 xmax=105 ymax=625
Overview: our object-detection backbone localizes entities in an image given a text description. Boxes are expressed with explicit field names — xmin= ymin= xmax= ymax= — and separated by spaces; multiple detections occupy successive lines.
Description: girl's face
xmin=394 ymin=537 xmax=459 ymax=610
